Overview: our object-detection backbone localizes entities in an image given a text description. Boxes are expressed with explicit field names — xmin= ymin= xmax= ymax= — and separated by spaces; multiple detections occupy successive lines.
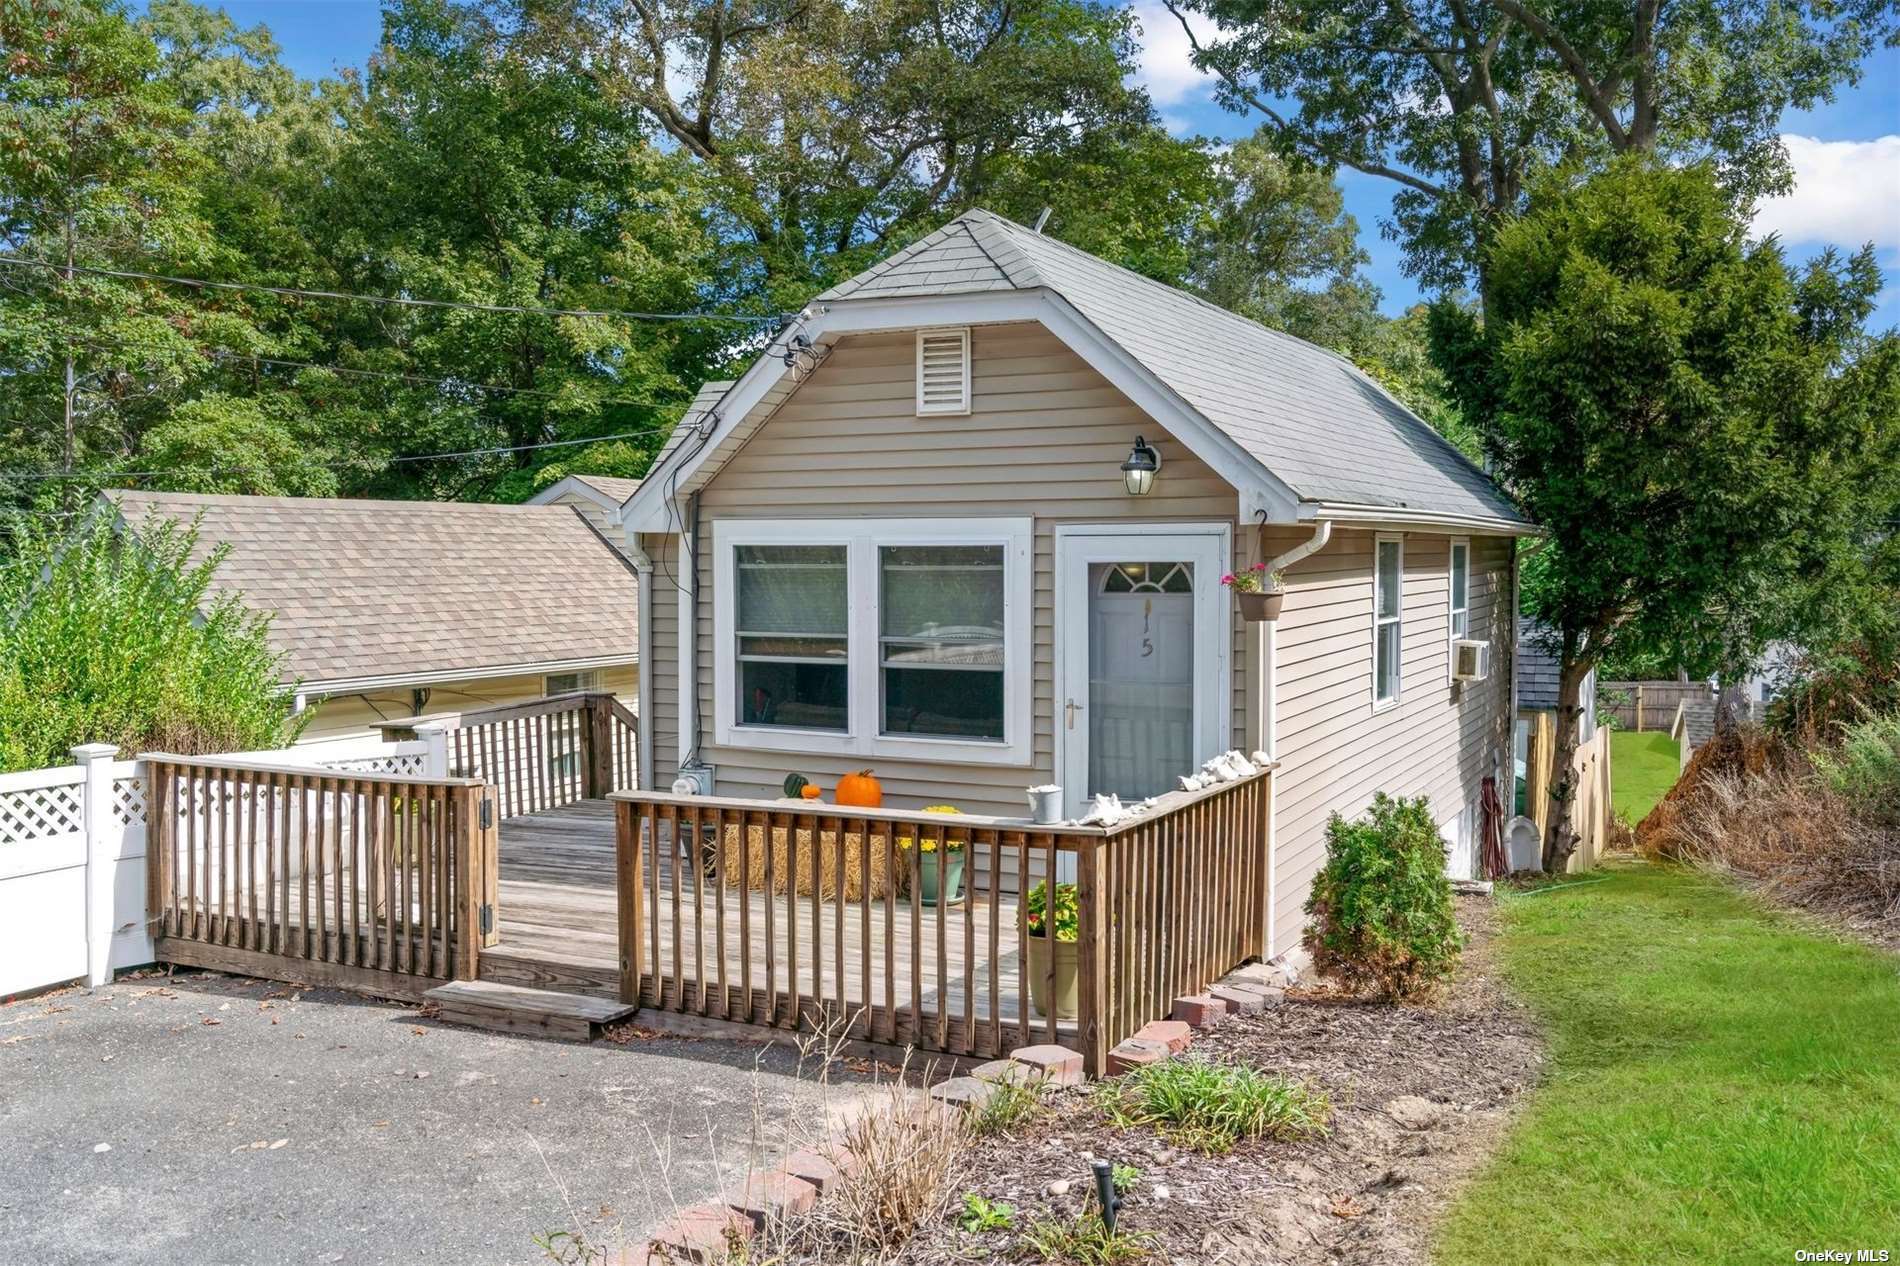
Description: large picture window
xmin=712 ymin=519 xmax=1031 ymax=763
xmin=880 ymin=545 xmax=1005 ymax=740
xmin=735 ymin=545 xmax=849 ymax=731
xmin=1374 ymin=536 xmax=1403 ymax=707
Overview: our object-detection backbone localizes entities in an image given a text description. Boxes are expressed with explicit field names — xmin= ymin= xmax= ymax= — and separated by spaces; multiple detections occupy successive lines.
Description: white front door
xmin=1055 ymin=525 xmax=1232 ymax=818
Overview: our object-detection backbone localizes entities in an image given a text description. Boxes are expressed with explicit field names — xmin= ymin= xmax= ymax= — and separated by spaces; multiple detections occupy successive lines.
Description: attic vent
xmin=915 ymin=328 xmax=971 ymax=416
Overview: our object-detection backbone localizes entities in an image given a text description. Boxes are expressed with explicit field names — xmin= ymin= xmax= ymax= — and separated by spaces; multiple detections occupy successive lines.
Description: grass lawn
xmin=1611 ymin=729 xmax=1680 ymax=821
xmin=1436 ymin=866 xmax=1900 ymax=1263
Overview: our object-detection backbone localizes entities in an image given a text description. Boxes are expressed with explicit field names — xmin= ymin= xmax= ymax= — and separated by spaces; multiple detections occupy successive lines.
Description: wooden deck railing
xmin=609 ymin=769 xmax=1270 ymax=1074
xmin=144 ymin=755 xmax=494 ymax=999
xmin=379 ymin=691 xmax=638 ymax=821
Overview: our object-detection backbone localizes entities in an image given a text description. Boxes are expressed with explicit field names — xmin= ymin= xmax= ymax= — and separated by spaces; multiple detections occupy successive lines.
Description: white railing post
xmin=415 ymin=721 xmax=452 ymax=778
xmin=72 ymin=742 xmax=121 ymax=988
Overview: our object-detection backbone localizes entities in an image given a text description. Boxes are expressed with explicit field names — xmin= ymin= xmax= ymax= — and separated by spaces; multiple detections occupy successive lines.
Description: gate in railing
xmin=610 ymin=770 xmax=1270 ymax=1075
xmin=145 ymin=755 xmax=494 ymax=1000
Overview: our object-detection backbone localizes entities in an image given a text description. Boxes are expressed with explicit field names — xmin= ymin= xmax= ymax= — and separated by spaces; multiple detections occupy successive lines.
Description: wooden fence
xmin=1522 ymin=723 xmax=1615 ymax=870
xmin=610 ymin=770 xmax=1270 ymax=1075
xmin=1598 ymin=680 xmax=1711 ymax=732
xmin=144 ymin=755 xmax=494 ymax=999
xmin=380 ymin=692 xmax=638 ymax=821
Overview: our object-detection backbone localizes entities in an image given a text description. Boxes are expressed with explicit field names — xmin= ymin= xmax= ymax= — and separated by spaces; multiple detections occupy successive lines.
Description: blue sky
xmin=210 ymin=0 xmax=1899 ymax=327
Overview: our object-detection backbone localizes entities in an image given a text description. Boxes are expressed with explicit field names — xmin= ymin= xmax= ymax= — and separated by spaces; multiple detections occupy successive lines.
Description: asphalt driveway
xmin=0 ymin=970 xmax=861 ymax=1265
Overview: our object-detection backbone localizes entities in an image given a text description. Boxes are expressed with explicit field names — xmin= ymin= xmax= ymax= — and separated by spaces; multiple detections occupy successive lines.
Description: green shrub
xmin=0 ymin=512 xmax=304 ymax=772
xmin=1812 ymin=712 xmax=1900 ymax=824
xmin=1303 ymin=792 xmax=1463 ymax=999
xmin=1096 ymin=1056 xmax=1330 ymax=1153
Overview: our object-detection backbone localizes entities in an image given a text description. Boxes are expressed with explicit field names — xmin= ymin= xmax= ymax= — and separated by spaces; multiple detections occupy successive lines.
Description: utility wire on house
xmin=0 ymin=254 xmax=794 ymax=326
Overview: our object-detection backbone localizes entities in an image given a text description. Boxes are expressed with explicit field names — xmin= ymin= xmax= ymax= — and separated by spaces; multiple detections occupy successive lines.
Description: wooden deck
xmin=481 ymin=799 xmax=1059 ymax=1040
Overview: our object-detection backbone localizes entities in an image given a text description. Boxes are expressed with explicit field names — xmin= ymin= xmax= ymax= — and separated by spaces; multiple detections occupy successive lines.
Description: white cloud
xmin=1129 ymin=1 xmax=1218 ymax=112
xmin=1753 ymin=134 xmax=1900 ymax=249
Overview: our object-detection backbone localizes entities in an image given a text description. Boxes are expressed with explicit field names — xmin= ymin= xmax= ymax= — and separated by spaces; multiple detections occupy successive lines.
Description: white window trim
xmin=1372 ymin=533 xmax=1404 ymax=711
xmin=1447 ymin=536 xmax=1470 ymax=686
xmin=711 ymin=517 xmax=1033 ymax=765
xmin=914 ymin=327 xmax=972 ymax=416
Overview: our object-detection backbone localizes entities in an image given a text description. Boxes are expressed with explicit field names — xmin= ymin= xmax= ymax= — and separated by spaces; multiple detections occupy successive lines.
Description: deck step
xmin=426 ymin=980 xmax=636 ymax=1042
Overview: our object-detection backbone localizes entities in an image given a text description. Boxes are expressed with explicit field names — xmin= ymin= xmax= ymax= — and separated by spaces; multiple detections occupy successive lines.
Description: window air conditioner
xmin=1453 ymin=639 xmax=1490 ymax=682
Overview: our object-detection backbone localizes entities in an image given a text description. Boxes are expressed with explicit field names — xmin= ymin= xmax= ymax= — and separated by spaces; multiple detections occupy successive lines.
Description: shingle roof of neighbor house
xmin=1518 ymin=617 xmax=1564 ymax=711
xmin=812 ymin=209 xmax=1526 ymax=527
xmin=107 ymin=491 xmax=639 ymax=690
xmin=567 ymin=474 xmax=643 ymax=506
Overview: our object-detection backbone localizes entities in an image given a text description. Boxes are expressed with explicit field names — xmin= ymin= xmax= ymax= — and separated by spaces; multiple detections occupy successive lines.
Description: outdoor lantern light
xmin=1121 ymin=436 xmax=1160 ymax=496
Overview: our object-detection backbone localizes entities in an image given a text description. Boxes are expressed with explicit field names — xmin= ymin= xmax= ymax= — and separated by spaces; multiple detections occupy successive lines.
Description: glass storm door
xmin=1056 ymin=528 xmax=1231 ymax=818
xmin=1087 ymin=562 xmax=1196 ymax=801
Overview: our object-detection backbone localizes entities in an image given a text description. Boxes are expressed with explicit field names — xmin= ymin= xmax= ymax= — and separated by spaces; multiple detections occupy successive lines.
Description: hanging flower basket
xmin=1236 ymin=590 xmax=1285 ymax=622
xmin=1224 ymin=563 xmax=1286 ymax=622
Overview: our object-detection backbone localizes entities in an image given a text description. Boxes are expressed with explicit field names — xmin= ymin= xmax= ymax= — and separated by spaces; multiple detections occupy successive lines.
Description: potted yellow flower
xmin=898 ymin=805 xmax=966 ymax=906
xmin=1024 ymin=880 xmax=1080 ymax=1019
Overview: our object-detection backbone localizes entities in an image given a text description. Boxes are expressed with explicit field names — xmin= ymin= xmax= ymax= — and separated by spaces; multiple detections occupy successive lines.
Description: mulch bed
xmin=856 ymin=894 xmax=1544 ymax=1265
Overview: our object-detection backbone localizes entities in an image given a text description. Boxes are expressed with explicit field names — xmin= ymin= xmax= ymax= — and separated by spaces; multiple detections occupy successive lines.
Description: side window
xmin=1448 ymin=539 xmax=1470 ymax=680
xmin=879 ymin=545 xmax=1005 ymax=740
xmin=1374 ymin=537 xmax=1403 ymax=706
xmin=734 ymin=544 xmax=850 ymax=731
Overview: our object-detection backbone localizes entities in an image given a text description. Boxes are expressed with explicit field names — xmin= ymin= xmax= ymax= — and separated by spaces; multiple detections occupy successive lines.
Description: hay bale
xmin=719 ymin=822 xmax=894 ymax=901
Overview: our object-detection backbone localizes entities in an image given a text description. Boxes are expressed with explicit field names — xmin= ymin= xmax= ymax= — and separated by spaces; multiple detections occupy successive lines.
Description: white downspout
xmin=616 ymin=513 xmax=656 ymax=792
xmin=676 ymin=496 xmax=699 ymax=780
xmin=1259 ymin=518 xmax=1331 ymax=959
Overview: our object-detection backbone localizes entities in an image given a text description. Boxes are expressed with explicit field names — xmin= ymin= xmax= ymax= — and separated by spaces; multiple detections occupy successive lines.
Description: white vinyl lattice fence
xmin=0 ymin=736 xmax=436 ymax=998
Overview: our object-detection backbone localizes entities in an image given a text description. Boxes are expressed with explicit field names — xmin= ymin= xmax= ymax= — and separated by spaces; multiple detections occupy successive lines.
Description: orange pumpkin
xmin=836 ymin=768 xmax=883 ymax=808
xmin=799 ymin=783 xmax=823 ymax=801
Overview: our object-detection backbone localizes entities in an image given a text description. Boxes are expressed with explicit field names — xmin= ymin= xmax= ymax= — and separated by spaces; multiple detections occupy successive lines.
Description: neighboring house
xmin=105 ymin=491 xmax=640 ymax=746
xmin=1514 ymin=616 xmax=1597 ymax=821
xmin=612 ymin=209 xmax=1535 ymax=958
xmin=530 ymin=473 xmax=645 ymax=547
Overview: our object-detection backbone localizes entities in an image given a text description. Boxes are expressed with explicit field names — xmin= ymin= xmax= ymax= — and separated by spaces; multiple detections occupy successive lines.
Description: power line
xmin=58 ymin=331 xmax=676 ymax=409
xmin=2 ymin=424 xmax=683 ymax=483
xmin=0 ymin=254 xmax=793 ymax=326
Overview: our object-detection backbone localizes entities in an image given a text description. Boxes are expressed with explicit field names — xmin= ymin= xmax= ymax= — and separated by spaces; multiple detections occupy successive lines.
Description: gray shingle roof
xmin=108 ymin=491 xmax=638 ymax=688
xmin=1518 ymin=616 xmax=1563 ymax=711
xmin=649 ymin=379 xmax=736 ymax=475
xmin=819 ymin=210 xmax=1526 ymax=527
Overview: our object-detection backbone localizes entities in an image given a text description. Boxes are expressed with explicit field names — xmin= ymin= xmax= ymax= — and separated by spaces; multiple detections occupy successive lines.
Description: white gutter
xmin=1265 ymin=519 xmax=1333 ymax=581
xmin=1258 ymin=517 xmax=1332 ymax=959
xmin=1300 ymin=501 xmax=1540 ymax=536
xmin=301 ymin=653 xmax=638 ymax=696
xmin=614 ymin=509 xmax=658 ymax=791
xmin=676 ymin=499 xmax=698 ymax=772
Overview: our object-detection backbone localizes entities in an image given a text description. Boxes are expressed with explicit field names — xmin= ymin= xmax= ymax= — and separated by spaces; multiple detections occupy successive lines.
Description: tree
xmin=1429 ymin=157 xmax=1899 ymax=869
xmin=529 ymin=0 xmax=1161 ymax=304
xmin=0 ymin=0 xmax=257 ymax=507
xmin=290 ymin=0 xmax=728 ymax=499
xmin=1188 ymin=135 xmax=1373 ymax=344
xmin=1166 ymin=0 xmax=1899 ymax=304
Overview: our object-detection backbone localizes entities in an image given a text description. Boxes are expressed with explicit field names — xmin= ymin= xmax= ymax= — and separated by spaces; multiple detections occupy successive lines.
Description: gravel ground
xmin=0 ymin=971 xmax=860 ymax=1266
xmin=792 ymin=893 xmax=1545 ymax=1266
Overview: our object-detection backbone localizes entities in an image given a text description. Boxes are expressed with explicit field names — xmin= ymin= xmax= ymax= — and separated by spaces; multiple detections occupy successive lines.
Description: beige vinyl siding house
xmin=644 ymin=323 xmax=1250 ymax=812
xmin=617 ymin=210 xmax=1535 ymax=962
